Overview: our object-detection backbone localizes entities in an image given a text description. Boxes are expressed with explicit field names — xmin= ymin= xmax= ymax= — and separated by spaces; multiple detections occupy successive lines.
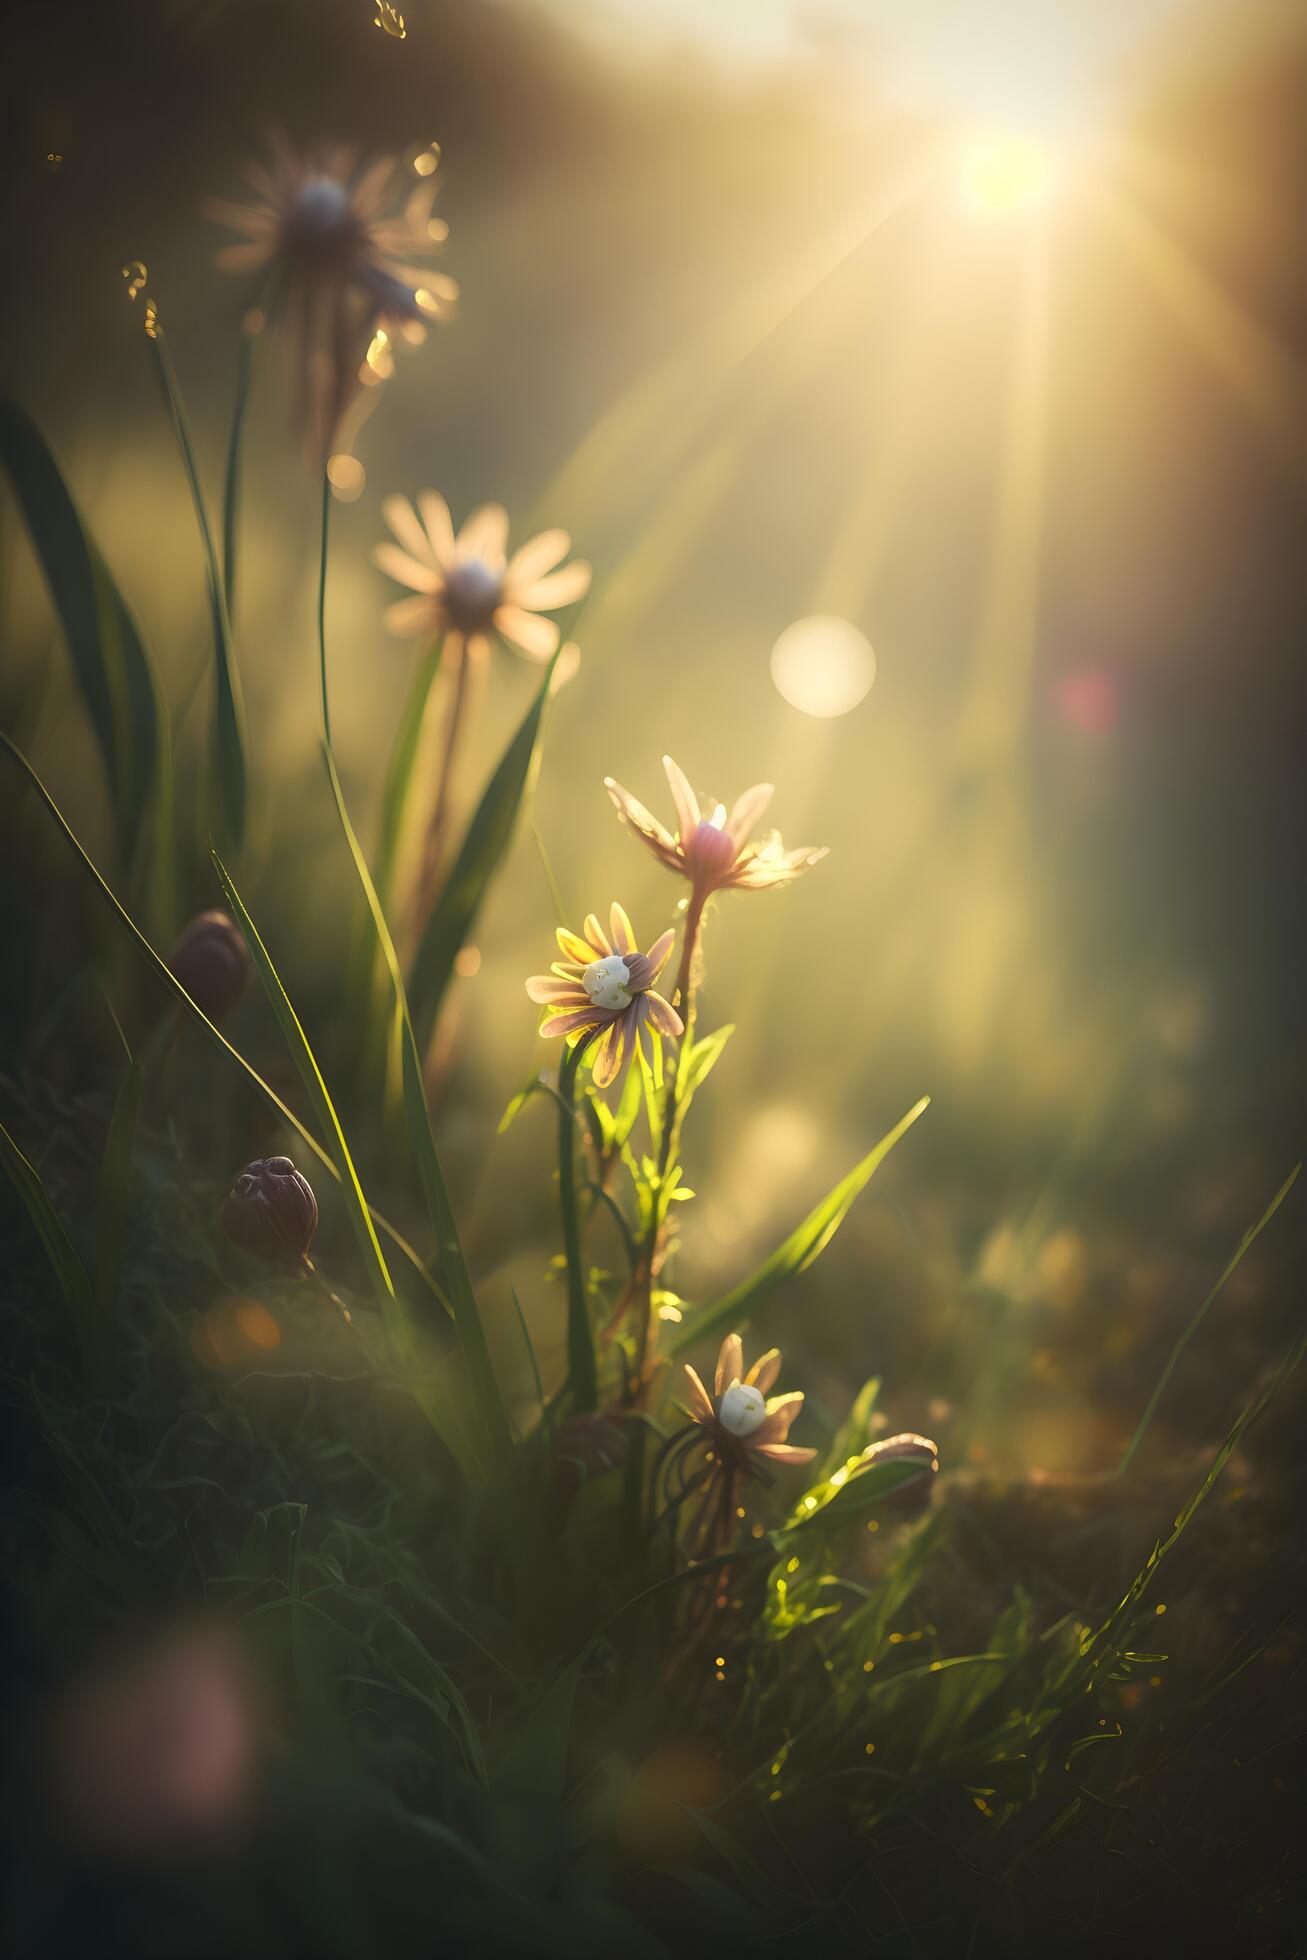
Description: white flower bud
xmin=581 ymin=955 xmax=633 ymax=1011
xmin=719 ymin=1381 xmax=767 ymax=1437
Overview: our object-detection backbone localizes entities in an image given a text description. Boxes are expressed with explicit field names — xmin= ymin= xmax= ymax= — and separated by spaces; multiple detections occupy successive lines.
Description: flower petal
xmin=384 ymin=594 xmax=436 ymax=637
xmin=556 ymin=927 xmax=594 ymax=964
xmin=604 ymin=779 xmax=680 ymax=858
xmin=609 ymin=902 xmax=635 ymax=954
xmin=506 ymin=527 xmax=571 ymax=585
xmin=754 ymin=1393 xmax=804 ymax=1445
xmin=373 ymin=542 xmax=441 ymax=594
xmin=642 ymin=927 xmax=675 ymax=984
xmin=753 ymin=1443 xmax=818 ymax=1466
xmin=726 ymin=782 xmax=774 ymax=845
xmin=496 ymin=605 xmax=560 ymax=661
xmin=591 ymin=1015 xmax=627 ymax=1088
xmin=715 ymin=1332 xmax=744 ymax=1399
xmin=381 ymin=494 xmax=434 ymax=565
xmin=416 ymin=492 xmax=457 ymax=570
xmin=458 ymin=502 xmax=509 ymax=567
xmin=540 ymin=1006 xmax=604 ymax=1039
xmin=683 ymin=1366 xmax=715 ymax=1426
xmin=525 ymin=976 xmax=588 ymax=1005
xmin=662 ymin=755 xmax=701 ymax=838
xmin=510 ymin=560 xmax=591 ymax=612
xmin=583 ymin=913 xmax=613 ymax=957
xmin=745 ymin=1347 xmax=782 ymax=1393
xmin=643 ymin=989 xmax=684 ymax=1039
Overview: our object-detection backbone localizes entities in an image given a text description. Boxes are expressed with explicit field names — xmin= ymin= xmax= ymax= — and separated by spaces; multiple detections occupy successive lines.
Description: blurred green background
xmin=2 ymin=0 xmax=1303 ymax=1470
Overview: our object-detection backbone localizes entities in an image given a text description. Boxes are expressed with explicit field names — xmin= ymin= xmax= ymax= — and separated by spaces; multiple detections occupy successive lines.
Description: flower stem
xmin=415 ymin=640 xmax=473 ymax=924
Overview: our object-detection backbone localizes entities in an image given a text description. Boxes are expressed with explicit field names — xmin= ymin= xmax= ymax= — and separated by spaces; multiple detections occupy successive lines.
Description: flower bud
xmin=170 ymin=910 xmax=253 ymax=1023
xmin=221 ymin=1157 xmax=318 ymax=1269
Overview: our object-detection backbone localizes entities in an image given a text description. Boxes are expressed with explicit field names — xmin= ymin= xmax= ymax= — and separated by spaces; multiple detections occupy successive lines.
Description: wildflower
xmin=859 ymin=1430 xmax=939 ymax=1517
xmin=221 ymin=1157 xmax=318 ymax=1269
xmin=604 ymin=754 xmax=827 ymax=902
xmin=169 ymin=909 xmax=253 ymax=1024
xmin=374 ymin=494 xmax=590 ymax=666
xmin=208 ymin=136 xmax=457 ymax=449
xmin=525 ymin=902 xmax=682 ymax=1089
xmin=682 ymin=1333 xmax=817 ymax=1471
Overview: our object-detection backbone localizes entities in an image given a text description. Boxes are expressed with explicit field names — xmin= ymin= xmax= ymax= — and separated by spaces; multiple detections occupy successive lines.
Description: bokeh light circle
xmin=769 ymin=615 xmax=876 ymax=718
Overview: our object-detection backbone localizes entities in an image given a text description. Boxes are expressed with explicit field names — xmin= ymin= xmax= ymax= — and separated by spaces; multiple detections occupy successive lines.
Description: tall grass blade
xmin=0 ymin=1120 xmax=111 ymax=1391
xmin=409 ymin=660 xmax=556 ymax=1050
xmin=669 ymin=1094 xmax=930 ymax=1355
xmin=221 ymin=323 xmax=257 ymax=621
xmin=315 ymin=480 xmax=509 ymax=1468
xmin=148 ymin=329 xmax=248 ymax=851
xmin=1117 ymin=1161 xmax=1300 ymax=1473
xmin=0 ymin=396 xmax=169 ymax=884
xmin=0 ymin=731 xmax=440 ymax=1307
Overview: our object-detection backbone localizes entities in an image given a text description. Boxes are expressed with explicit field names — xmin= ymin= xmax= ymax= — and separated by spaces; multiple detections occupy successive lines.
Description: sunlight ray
xmin=1091 ymin=178 xmax=1306 ymax=475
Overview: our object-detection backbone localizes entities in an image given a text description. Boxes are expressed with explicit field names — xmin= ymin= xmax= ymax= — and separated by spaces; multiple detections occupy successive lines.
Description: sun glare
xmin=961 ymin=135 xmax=1058 ymax=216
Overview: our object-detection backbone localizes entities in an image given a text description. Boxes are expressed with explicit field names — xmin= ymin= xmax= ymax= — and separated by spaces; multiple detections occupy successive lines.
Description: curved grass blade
xmin=1117 ymin=1161 xmax=1300 ymax=1474
xmin=669 ymin=1094 xmax=930 ymax=1356
xmin=221 ymin=322 xmax=257 ymax=621
xmin=207 ymin=848 xmax=395 ymax=1317
xmin=559 ymin=1040 xmax=597 ymax=1412
xmin=0 ymin=731 xmax=439 ymax=1307
xmin=410 ymin=659 xmax=556 ymax=1051
xmin=0 ymin=396 xmax=168 ymax=877
xmin=0 ymin=1120 xmax=111 ymax=1391
xmin=148 ymin=328 xmax=247 ymax=851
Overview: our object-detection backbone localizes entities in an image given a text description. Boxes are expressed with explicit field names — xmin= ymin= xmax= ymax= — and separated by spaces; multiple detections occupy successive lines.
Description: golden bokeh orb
xmin=770 ymin=614 xmax=876 ymax=718
xmin=961 ymin=135 xmax=1057 ymax=216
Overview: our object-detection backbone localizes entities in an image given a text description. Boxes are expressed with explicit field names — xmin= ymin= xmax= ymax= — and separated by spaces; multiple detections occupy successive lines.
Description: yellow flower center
xmin=581 ymin=956 xmax=633 ymax=1011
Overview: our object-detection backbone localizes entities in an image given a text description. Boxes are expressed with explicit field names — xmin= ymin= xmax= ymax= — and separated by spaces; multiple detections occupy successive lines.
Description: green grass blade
xmin=669 ymin=1094 xmax=930 ymax=1356
xmin=221 ymin=323 xmax=256 ymax=621
xmin=0 ymin=395 xmax=169 ymax=878
xmin=559 ymin=1041 xmax=597 ymax=1412
xmin=0 ymin=1120 xmax=111 ymax=1390
xmin=342 ymin=640 xmax=441 ymax=1059
xmin=0 ymin=730 xmax=439 ymax=1308
xmin=149 ymin=328 xmax=247 ymax=851
xmin=322 ymin=737 xmax=511 ymax=1469
xmin=208 ymin=847 xmax=395 ymax=1318
xmin=94 ymin=1057 xmax=143 ymax=1332
xmin=409 ymin=659 xmax=556 ymax=1051
xmin=1117 ymin=1161 xmax=1300 ymax=1474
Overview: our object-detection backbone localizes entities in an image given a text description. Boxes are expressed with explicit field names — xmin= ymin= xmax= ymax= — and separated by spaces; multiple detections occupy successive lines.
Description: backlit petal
xmin=496 ymin=605 xmax=559 ymax=661
xmin=506 ymin=528 xmax=570 ymax=585
xmin=373 ymin=542 xmax=440 ymax=593
xmin=726 ymin=782 xmax=774 ymax=845
xmin=417 ymin=492 xmax=457 ymax=570
xmin=662 ymin=755 xmax=701 ymax=838
xmin=511 ymin=560 xmax=591 ymax=612
xmin=715 ymin=1332 xmax=744 ymax=1399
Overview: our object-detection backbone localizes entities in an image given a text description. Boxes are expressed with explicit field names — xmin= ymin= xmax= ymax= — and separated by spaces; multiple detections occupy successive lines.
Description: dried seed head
xmin=169 ymin=910 xmax=254 ymax=1024
xmin=221 ymin=1157 xmax=318 ymax=1269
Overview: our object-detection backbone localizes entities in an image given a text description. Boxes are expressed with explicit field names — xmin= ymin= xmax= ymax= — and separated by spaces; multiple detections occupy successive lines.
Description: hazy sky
xmin=546 ymin=0 xmax=1208 ymax=131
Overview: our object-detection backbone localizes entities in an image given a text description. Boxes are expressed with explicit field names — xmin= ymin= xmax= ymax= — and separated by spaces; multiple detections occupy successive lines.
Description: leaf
xmin=669 ymin=1095 xmax=930 ymax=1355
xmin=818 ymin=1374 xmax=881 ymax=1479
xmin=94 ymin=1057 xmax=143 ymax=1329
xmin=0 ymin=395 xmax=169 ymax=874
xmin=1117 ymin=1161 xmax=1300 ymax=1473
xmin=0 ymin=730 xmax=441 ymax=1310
xmin=678 ymin=1023 xmax=735 ymax=1112
xmin=410 ymin=661 xmax=555 ymax=1049
xmin=779 ymin=1451 xmax=934 ymax=1539
xmin=0 ymin=1121 xmax=111 ymax=1390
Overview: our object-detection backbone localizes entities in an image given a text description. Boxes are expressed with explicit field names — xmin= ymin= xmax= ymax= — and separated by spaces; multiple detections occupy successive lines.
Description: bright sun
xmin=961 ymin=134 xmax=1059 ymax=216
